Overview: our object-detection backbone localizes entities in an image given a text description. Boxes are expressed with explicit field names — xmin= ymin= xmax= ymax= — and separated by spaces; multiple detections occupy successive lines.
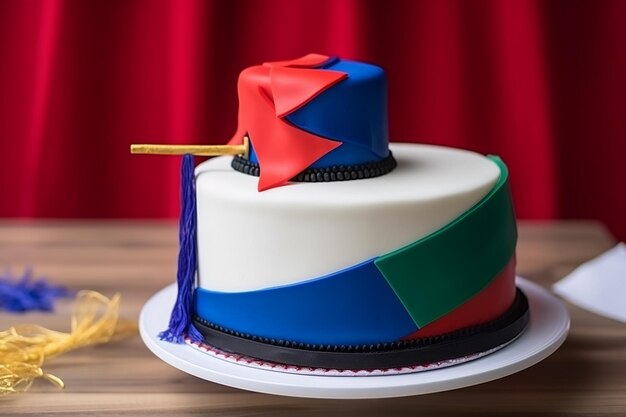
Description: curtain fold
xmin=1 ymin=0 xmax=625 ymax=239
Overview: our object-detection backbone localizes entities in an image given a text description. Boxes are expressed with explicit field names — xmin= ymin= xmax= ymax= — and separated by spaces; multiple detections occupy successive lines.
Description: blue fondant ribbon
xmin=195 ymin=259 xmax=417 ymax=346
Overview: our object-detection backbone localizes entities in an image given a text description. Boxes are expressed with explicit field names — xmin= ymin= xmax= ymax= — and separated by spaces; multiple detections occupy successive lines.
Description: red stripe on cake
xmin=403 ymin=256 xmax=517 ymax=339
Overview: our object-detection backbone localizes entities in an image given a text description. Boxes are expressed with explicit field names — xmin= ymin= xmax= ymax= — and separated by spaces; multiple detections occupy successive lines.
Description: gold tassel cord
xmin=0 ymin=290 xmax=137 ymax=395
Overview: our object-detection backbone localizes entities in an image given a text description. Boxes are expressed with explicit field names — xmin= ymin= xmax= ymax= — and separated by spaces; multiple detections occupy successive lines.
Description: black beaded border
xmin=231 ymin=152 xmax=397 ymax=182
xmin=192 ymin=289 xmax=529 ymax=370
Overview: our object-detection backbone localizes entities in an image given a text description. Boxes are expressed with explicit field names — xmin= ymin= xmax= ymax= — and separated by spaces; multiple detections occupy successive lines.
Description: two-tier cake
xmin=138 ymin=53 xmax=529 ymax=372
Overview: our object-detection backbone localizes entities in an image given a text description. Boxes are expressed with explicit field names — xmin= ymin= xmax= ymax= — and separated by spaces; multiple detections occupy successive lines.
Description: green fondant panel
xmin=374 ymin=156 xmax=517 ymax=328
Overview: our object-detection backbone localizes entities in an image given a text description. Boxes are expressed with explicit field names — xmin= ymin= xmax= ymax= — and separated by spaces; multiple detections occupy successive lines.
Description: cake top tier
xmin=227 ymin=53 xmax=392 ymax=191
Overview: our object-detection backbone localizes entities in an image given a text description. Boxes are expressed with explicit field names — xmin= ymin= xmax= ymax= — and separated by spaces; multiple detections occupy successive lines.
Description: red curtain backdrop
xmin=1 ymin=0 xmax=625 ymax=239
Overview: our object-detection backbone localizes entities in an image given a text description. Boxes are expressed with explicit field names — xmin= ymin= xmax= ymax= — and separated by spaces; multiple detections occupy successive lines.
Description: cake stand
xmin=139 ymin=277 xmax=569 ymax=399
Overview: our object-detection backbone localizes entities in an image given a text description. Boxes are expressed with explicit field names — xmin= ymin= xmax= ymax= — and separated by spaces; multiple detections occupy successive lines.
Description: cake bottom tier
xmin=191 ymin=288 xmax=529 ymax=370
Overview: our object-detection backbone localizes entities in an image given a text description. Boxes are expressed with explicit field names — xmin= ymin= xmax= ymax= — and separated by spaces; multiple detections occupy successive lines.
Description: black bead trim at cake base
xmin=192 ymin=289 xmax=530 ymax=370
xmin=231 ymin=152 xmax=397 ymax=182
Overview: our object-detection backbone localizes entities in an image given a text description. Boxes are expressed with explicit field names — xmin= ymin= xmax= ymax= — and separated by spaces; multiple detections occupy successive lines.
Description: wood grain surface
xmin=0 ymin=220 xmax=625 ymax=416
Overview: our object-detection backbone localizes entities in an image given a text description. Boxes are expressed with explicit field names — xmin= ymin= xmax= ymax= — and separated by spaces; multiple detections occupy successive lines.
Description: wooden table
xmin=1 ymin=220 xmax=625 ymax=416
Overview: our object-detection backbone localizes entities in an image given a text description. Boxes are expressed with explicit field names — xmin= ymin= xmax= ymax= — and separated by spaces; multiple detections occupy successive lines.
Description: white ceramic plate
xmin=139 ymin=277 xmax=569 ymax=399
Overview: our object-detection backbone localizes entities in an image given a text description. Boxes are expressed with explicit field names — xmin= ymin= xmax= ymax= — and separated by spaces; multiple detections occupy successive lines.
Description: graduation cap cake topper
xmin=131 ymin=53 xmax=396 ymax=191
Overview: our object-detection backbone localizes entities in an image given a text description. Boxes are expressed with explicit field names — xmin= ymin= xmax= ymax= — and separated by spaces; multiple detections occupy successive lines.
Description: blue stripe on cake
xmin=194 ymin=259 xmax=417 ymax=346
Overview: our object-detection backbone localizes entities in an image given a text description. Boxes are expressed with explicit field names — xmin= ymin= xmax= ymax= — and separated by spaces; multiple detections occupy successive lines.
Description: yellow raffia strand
xmin=0 ymin=290 xmax=137 ymax=395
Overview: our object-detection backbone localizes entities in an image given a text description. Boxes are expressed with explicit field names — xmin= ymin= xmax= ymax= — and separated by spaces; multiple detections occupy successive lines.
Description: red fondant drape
xmin=1 ymin=0 xmax=626 ymax=239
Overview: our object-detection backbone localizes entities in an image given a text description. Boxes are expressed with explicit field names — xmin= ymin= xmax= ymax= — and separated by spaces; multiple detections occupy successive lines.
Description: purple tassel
xmin=0 ymin=268 xmax=71 ymax=313
xmin=159 ymin=154 xmax=203 ymax=343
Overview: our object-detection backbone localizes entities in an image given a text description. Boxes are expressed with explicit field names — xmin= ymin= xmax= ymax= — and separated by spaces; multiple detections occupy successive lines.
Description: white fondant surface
xmin=195 ymin=143 xmax=500 ymax=292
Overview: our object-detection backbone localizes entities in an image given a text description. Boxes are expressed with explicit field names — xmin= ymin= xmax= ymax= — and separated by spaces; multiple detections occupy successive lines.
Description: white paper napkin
xmin=553 ymin=242 xmax=626 ymax=323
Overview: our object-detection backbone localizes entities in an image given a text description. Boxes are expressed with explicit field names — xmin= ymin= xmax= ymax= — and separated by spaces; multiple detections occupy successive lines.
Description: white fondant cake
xmin=195 ymin=143 xmax=500 ymax=292
xmin=134 ymin=54 xmax=527 ymax=373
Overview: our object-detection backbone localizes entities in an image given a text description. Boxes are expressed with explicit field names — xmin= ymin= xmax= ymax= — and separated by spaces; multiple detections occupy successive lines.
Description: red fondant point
xmin=255 ymin=125 xmax=342 ymax=191
xmin=264 ymin=53 xmax=331 ymax=69
xmin=229 ymin=54 xmax=348 ymax=190
xmin=271 ymin=67 xmax=347 ymax=118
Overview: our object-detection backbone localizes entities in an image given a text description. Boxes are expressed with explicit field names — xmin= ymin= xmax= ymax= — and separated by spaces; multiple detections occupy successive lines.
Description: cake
xmin=139 ymin=54 xmax=529 ymax=372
